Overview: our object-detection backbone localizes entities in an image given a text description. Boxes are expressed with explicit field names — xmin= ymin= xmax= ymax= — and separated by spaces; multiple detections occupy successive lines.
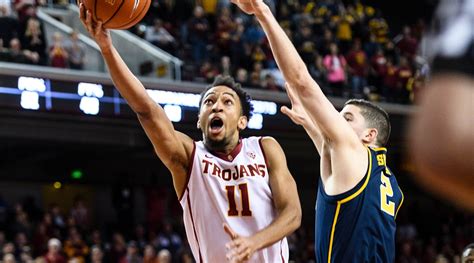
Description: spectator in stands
xmin=63 ymin=228 xmax=89 ymax=263
xmin=65 ymin=30 xmax=85 ymax=70
xmin=107 ymin=233 xmax=126 ymax=263
xmin=176 ymin=249 xmax=193 ymax=263
xmin=44 ymin=238 xmax=66 ymax=263
xmin=395 ymin=56 xmax=413 ymax=103
xmin=323 ymin=42 xmax=347 ymax=96
xmin=308 ymin=53 xmax=327 ymax=91
xmin=218 ymin=55 xmax=232 ymax=76
xmin=145 ymin=19 xmax=176 ymax=54
xmin=229 ymin=18 xmax=248 ymax=70
xmin=156 ymin=249 xmax=171 ymax=263
xmin=70 ymin=196 xmax=89 ymax=230
xmin=335 ymin=9 xmax=355 ymax=54
xmin=346 ymin=40 xmax=368 ymax=97
xmin=7 ymin=37 xmax=39 ymax=64
xmin=187 ymin=6 xmax=209 ymax=65
xmin=143 ymin=245 xmax=157 ymax=263
xmin=316 ymin=28 xmax=336 ymax=56
xmin=384 ymin=40 xmax=399 ymax=65
xmin=153 ymin=221 xmax=181 ymax=256
xmin=198 ymin=60 xmax=218 ymax=83
xmin=132 ymin=224 xmax=147 ymax=251
xmin=382 ymin=58 xmax=398 ymax=102
xmin=21 ymin=17 xmax=46 ymax=65
xmin=89 ymin=246 xmax=103 ymax=263
xmin=249 ymin=61 xmax=263 ymax=88
xmin=364 ymin=33 xmax=380 ymax=59
xmin=119 ymin=241 xmax=142 ymax=263
xmin=370 ymin=47 xmax=387 ymax=92
xmin=394 ymin=26 xmax=418 ymax=59
xmin=214 ymin=7 xmax=234 ymax=57
xmin=3 ymin=253 xmax=16 ymax=263
xmin=368 ymin=10 xmax=389 ymax=44
xmin=0 ymin=231 xmax=6 ymax=249
xmin=49 ymin=32 xmax=68 ymax=68
xmin=234 ymin=67 xmax=250 ymax=87
xmin=14 ymin=232 xmax=30 ymax=255
xmin=262 ymin=73 xmax=283 ymax=91
xmin=49 ymin=204 xmax=66 ymax=232
xmin=12 ymin=208 xmax=33 ymax=238
xmin=32 ymin=222 xmax=49 ymax=257
xmin=2 ymin=242 xmax=15 ymax=260
xmin=243 ymin=16 xmax=265 ymax=46
xmin=88 ymin=229 xmax=103 ymax=251
xmin=0 ymin=4 xmax=19 ymax=49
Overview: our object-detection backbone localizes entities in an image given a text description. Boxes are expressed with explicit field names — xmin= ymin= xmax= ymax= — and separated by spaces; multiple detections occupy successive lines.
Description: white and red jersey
xmin=179 ymin=136 xmax=289 ymax=263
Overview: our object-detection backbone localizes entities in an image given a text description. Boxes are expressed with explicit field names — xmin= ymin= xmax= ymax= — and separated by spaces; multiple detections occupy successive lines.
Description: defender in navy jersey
xmin=315 ymin=147 xmax=403 ymax=262
xmin=231 ymin=0 xmax=403 ymax=262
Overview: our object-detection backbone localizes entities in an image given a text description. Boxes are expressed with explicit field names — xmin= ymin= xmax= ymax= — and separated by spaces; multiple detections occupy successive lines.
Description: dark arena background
xmin=0 ymin=0 xmax=472 ymax=262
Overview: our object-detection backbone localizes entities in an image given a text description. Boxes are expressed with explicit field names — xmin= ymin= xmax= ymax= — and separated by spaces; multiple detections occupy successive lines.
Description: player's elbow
xmin=288 ymin=71 xmax=313 ymax=94
xmin=287 ymin=204 xmax=302 ymax=232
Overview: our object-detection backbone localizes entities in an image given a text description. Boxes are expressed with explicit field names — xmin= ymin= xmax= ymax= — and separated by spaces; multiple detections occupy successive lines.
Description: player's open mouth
xmin=209 ymin=117 xmax=224 ymax=134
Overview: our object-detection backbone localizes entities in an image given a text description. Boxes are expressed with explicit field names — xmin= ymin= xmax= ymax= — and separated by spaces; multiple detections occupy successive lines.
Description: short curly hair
xmin=198 ymin=75 xmax=253 ymax=120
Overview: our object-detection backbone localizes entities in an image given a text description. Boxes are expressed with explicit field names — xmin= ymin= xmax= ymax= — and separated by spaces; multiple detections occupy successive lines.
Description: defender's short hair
xmin=345 ymin=99 xmax=391 ymax=146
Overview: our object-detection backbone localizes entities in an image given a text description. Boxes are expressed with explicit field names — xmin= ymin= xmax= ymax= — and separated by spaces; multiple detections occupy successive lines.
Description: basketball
xmin=80 ymin=0 xmax=151 ymax=29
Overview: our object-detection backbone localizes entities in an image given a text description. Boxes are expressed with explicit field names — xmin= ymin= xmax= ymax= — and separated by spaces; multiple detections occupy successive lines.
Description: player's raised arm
xmin=232 ymin=0 xmax=359 ymax=147
xmin=79 ymin=4 xmax=193 ymax=196
xmin=225 ymin=137 xmax=301 ymax=262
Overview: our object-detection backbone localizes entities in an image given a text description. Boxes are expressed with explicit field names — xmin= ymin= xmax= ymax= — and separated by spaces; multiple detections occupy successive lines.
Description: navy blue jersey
xmin=315 ymin=147 xmax=403 ymax=263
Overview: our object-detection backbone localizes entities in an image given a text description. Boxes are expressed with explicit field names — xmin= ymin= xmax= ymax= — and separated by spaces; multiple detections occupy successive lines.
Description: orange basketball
xmin=81 ymin=0 xmax=151 ymax=29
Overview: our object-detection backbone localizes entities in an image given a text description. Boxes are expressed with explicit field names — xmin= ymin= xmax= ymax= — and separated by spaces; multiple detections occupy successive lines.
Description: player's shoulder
xmin=253 ymin=136 xmax=280 ymax=149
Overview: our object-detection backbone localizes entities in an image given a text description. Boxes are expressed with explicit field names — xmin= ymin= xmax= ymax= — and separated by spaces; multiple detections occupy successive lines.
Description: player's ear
xmin=197 ymin=118 xmax=201 ymax=130
xmin=363 ymin=128 xmax=378 ymax=144
xmin=237 ymin=116 xmax=248 ymax=131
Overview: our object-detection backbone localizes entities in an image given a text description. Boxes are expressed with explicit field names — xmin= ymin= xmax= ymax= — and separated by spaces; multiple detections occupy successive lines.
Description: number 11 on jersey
xmin=226 ymin=183 xmax=253 ymax=217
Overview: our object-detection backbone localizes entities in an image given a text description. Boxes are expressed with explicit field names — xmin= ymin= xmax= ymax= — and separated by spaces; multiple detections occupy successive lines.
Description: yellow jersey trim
xmin=372 ymin=147 xmax=387 ymax=152
xmin=395 ymin=186 xmax=404 ymax=219
xmin=327 ymin=147 xmax=372 ymax=263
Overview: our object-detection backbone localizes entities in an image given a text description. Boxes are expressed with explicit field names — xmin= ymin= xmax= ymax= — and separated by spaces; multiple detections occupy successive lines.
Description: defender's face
xmin=340 ymin=105 xmax=368 ymax=141
xmin=198 ymin=86 xmax=247 ymax=148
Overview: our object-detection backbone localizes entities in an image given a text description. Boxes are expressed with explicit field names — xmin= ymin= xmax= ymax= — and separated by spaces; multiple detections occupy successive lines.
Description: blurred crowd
xmin=0 ymin=0 xmax=430 ymax=104
xmin=0 ymin=187 xmax=472 ymax=263
xmin=133 ymin=0 xmax=429 ymax=103
xmin=0 ymin=1 xmax=86 ymax=69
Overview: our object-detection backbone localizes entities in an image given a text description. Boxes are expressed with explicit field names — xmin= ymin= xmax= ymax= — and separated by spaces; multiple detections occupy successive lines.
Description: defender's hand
xmin=281 ymin=83 xmax=311 ymax=127
xmin=224 ymin=223 xmax=258 ymax=263
xmin=79 ymin=2 xmax=112 ymax=50
xmin=231 ymin=0 xmax=268 ymax=16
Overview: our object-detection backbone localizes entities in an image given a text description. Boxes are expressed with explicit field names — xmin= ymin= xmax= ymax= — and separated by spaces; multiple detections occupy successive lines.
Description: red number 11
xmin=226 ymin=183 xmax=252 ymax=217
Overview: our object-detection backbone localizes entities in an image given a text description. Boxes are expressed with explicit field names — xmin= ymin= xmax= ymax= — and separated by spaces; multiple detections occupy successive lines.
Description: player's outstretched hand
xmin=78 ymin=1 xmax=112 ymax=50
xmin=224 ymin=223 xmax=257 ymax=263
xmin=231 ymin=0 xmax=267 ymax=16
xmin=281 ymin=83 xmax=311 ymax=127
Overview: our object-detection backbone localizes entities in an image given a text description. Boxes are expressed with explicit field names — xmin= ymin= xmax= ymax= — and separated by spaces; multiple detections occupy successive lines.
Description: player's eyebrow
xmin=203 ymin=92 xmax=216 ymax=99
xmin=222 ymin=92 xmax=236 ymax=98
xmin=343 ymin=112 xmax=354 ymax=118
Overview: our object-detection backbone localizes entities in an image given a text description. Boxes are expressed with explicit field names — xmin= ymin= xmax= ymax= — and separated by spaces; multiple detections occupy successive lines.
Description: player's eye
xmin=204 ymin=99 xmax=214 ymax=105
xmin=225 ymin=99 xmax=233 ymax=105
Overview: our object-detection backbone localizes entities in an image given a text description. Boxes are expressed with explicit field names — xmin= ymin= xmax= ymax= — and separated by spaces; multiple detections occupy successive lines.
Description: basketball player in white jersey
xmin=79 ymin=4 xmax=301 ymax=263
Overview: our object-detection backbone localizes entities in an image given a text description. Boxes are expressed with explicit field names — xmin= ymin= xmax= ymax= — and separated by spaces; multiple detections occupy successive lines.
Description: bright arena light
xmin=164 ymin=104 xmax=182 ymax=122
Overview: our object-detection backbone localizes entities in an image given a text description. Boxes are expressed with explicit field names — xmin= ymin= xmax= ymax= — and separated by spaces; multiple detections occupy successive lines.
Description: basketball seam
xmin=102 ymin=0 xmax=126 ymax=26
xmin=114 ymin=0 xmax=150 ymax=29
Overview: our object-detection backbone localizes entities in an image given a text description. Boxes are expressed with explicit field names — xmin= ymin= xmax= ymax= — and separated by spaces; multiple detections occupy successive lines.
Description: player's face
xmin=198 ymin=86 xmax=247 ymax=149
xmin=340 ymin=105 xmax=373 ymax=144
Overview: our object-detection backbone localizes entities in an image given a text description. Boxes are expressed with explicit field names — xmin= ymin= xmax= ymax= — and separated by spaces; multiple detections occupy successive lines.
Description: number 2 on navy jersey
xmin=226 ymin=183 xmax=252 ymax=217
xmin=380 ymin=173 xmax=395 ymax=216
